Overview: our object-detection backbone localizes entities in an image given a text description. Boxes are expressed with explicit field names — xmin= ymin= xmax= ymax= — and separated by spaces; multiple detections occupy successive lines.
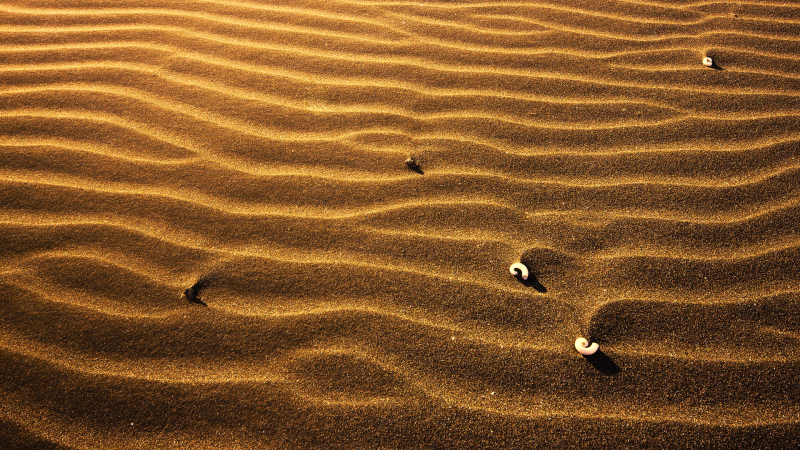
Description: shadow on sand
xmin=514 ymin=274 xmax=547 ymax=293
xmin=584 ymin=350 xmax=620 ymax=375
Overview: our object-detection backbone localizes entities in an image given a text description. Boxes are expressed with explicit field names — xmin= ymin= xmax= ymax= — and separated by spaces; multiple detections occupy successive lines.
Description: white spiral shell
xmin=703 ymin=57 xmax=713 ymax=67
xmin=509 ymin=262 xmax=529 ymax=280
xmin=574 ymin=337 xmax=599 ymax=356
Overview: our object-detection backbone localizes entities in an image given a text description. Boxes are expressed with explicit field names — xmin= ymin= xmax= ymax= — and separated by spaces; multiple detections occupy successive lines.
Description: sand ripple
xmin=2 ymin=0 xmax=800 ymax=448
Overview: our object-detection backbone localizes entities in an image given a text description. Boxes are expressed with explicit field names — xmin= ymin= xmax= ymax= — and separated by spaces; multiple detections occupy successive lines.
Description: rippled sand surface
xmin=2 ymin=1 xmax=800 ymax=448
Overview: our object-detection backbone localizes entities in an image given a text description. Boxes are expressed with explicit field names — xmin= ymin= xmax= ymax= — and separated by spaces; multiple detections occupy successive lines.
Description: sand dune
xmin=1 ymin=0 xmax=799 ymax=448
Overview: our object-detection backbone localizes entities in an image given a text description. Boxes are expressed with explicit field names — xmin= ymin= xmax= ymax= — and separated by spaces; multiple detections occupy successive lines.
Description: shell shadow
xmin=706 ymin=57 xmax=724 ymax=70
xmin=583 ymin=349 xmax=619 ymax=375
xmin=514 ymin=274 xmax=547 ymax=293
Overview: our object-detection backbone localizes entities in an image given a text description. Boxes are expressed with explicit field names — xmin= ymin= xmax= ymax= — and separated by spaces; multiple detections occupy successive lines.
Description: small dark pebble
xmin=184 ymin=286 xmax=207 ymax=307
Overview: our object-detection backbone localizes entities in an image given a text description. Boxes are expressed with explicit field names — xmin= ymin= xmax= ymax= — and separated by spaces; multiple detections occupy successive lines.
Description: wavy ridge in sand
xmin=2 ymin=0 xmax=800 ymax=448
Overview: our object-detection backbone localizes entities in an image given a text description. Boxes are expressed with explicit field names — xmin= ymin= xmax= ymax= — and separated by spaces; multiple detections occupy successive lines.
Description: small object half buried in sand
xmin=405 ymin=156 xmax=419 ymax=169
xmin=509 ymin=262 xmax=529 ymax=280
xmin=703 ymin=56 xmax=714 ymax=67
xmin=183 ymin=285 xmax=207 ymax=307
xmin=575 ymin=337 xmax=599 ymax=356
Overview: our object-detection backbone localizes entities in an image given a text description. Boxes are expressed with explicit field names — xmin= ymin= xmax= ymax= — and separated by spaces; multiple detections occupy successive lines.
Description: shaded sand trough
xmin=1 ymin=0 xmax=800 ymax=448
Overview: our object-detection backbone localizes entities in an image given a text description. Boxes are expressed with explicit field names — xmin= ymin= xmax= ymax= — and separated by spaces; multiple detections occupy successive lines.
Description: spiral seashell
xmin=703 ymin=57 xmax=713 ymax=67
xmin=509 ymin=262 xmax=529 ymax=280
xmin=574 ymin=337 xmax=599 ymax=356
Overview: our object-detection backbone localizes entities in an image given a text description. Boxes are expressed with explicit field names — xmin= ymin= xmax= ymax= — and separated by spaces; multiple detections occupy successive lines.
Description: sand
xmin=1 ymin=0 xmax=799 ymax=448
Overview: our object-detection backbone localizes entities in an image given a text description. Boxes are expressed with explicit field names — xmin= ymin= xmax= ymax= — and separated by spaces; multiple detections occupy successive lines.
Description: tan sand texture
xmin=1 ymin=0 xmax=800 ymax=448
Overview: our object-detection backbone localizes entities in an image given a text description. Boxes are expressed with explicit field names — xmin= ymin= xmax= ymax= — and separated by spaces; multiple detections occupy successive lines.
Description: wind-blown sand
xmin=1 ymin=0 xmax=800 ymax=448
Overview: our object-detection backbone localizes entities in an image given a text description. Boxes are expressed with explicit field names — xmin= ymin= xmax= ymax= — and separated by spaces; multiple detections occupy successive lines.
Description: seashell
xmin=703 ymin=57 xmax=714 ymax=67
xmin=574 ymin=337 xmax=599 ymax=356
xmin=509 ymin=262 xmax=529 ymax=280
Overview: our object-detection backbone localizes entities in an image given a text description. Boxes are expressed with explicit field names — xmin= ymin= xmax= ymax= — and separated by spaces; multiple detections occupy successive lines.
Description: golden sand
xmin=1 ymin=0 xmax=799 ymax=448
